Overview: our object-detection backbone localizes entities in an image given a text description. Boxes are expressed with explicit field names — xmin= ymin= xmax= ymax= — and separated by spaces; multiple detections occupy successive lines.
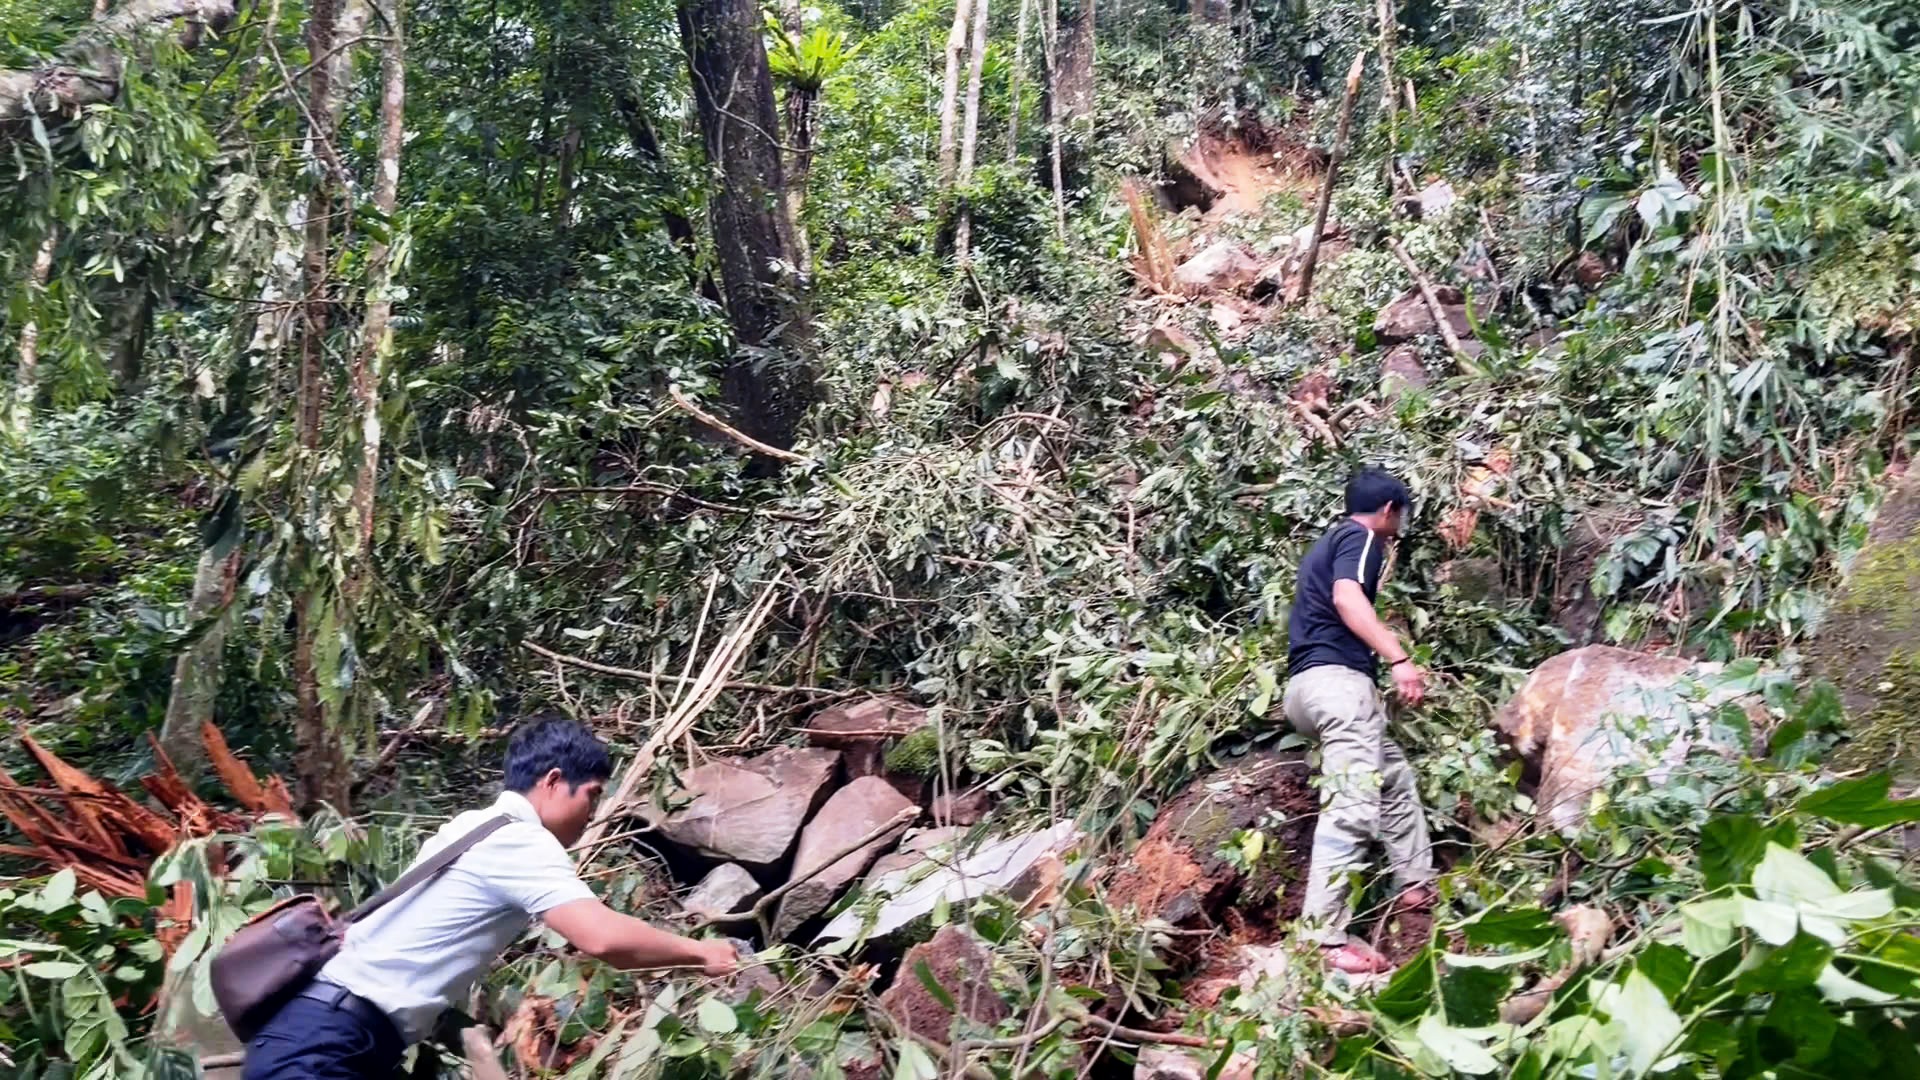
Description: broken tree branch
xmin=521 ymin=640 xmax=852 ymax=697
xmin=1388 ymin=237 xmax=1469 ymax=358
xmin=667 ymin=385 xmax=811 ymax=465
xmin=1293 ymin=50 xmax=1367 ymax=305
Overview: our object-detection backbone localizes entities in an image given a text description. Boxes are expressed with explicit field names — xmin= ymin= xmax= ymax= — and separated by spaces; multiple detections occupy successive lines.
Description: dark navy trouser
xmin=240 ymin=984 xmax=405 ymax=1080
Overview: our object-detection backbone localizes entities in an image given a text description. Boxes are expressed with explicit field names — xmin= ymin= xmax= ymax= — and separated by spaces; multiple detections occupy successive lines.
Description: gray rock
xmin=682 ymin=863 xmax=762 ymax=919
xmin=1173 ymin=240 xmax=1263 ymax=296
xmin=864 ymin=825 xmax=965 ymax=885
xmin=1380 ymin=345 xmax=1429 ymax=401
xmin=773 ymin=777 xmax=917 ymax=938
xmin=640 ymin=746 xmax=841 ymax=869
xmin=816 ymin=820 xmax=1080 ymax=944
xmin=1374 ymin=285 xmax=1487 ymax=345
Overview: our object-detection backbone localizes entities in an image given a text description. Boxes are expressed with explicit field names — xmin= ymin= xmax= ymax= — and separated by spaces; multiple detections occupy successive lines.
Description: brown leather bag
xmin=210 ymin=813 xmax=512 ymax=1041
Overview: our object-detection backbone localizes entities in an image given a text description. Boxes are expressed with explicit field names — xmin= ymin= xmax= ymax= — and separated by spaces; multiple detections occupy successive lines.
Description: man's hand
xmin=691 ymin=938 xmax=738 ymax=977
xmin=1391 ymin=659 xmax=1427 ymax=705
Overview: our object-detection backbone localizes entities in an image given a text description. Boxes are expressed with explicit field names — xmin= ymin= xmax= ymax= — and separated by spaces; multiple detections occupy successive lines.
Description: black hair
xmin=503 ymin=714 xmax=613 ymax=792
xmin=1345 ymin=467 xmax=1412 ymax=516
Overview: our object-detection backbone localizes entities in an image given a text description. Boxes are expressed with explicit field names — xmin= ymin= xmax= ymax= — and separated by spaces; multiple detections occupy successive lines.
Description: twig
xmin=667 ymin=386 xmax=811 ymax=465
xmin=1388 ymin=237 xmax=1470 ymax=359
xmin=521 ymin=641 xmax=852 ymax=698
xmin=1062 ymin=1005 xmax=1228 ymax=1050
xmin=1293 ymin=50 xmax=1367 ymax=305
xmin=199 ymin=1052 xmax=246 ymax=1069
xmin=537 ymin=483 xmax=818 ymax=524
xmin=686 ymin=806 xmax=919 ymax=934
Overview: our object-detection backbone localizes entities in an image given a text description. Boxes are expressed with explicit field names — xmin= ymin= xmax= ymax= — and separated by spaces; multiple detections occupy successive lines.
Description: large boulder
xmin=865 ymin=825 xmax=965 ymax=885
xmin=1494 ymin=645 xmax=1754 ymax=831
xmin=773 ymin=777 xmax=917 ymax=938
xmin=639 ymin=747 xmax=840 ymax=870
xmin=1810 ymin=468 xmax=1920 ymax=780
xmin=1105 ymin=749 xmax=1318 ymax=933
xmin=1380 ymin=344 xmax=1430 ymax=402
xmin=1173 ymin=240 xmax=1263 ymax=296
xmin=805 ymin=696 xmax=928 ymax=779
xmin=878 ymin=925 xmax=1010 ymax=1042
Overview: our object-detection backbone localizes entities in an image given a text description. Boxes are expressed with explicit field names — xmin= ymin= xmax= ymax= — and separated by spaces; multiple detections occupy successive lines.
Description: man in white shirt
xmin=242 ymin=716 xmax=737 ymax=1079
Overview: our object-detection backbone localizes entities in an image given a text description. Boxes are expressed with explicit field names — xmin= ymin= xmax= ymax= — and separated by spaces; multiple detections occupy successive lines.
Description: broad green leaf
xmin=892 ymin=1040 xmax=938 ymax=1080
xmin=695 ymin=995 xmax=738 ymax=1034
xmin=1680 ymin=897 xmax=1740 ymax=957
xmin=1738 ymin=899 xmax=1800 ymax=945
xmin=1797 ymin=773 xmax=1920 ymax=827
xmin=23 ymin=959 xmax=85 ymax=979
xmin=1752 ymin=843 xmax=1840 ymax=906
xmin=1815 ymin=965 xmax=1896 ymax=1004
xmin=1459 ymin=907 xmax=1556 ymax=948
xmin=1594 ymin=970 xmax=1682 ymax=1075
xmin=42 ymin=867 xmax=77 ymax=909
xmin=1413 ymin=1013 xmax=1500 ymax=1075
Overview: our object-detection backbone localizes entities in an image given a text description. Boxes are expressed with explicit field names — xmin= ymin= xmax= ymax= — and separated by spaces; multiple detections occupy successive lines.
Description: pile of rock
xmin=642 ymin=696 xmax=1066 ymax=943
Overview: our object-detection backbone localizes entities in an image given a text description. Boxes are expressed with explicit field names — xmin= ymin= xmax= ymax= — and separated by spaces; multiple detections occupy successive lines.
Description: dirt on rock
xmin=1105 ymin=749 xmax=1318 ymax=939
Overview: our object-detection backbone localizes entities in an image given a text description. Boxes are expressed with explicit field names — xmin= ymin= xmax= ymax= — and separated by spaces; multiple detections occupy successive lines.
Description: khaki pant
xmin=1283 ymin=664 xmax=1435 ymax=945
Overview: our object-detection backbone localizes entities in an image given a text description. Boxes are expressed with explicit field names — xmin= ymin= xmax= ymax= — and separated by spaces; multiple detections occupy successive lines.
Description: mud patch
xmin=1160 ymin=123 xmax=1320 ymax=220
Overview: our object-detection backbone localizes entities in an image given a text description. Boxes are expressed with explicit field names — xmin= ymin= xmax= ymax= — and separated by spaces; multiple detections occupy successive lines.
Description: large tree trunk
xmin=952 ymin=0 xmax=990 ymax=265
xmin=349 ymin=0 xmax=406 ymax=584
xmin=1192 ymin=0 xmax=1229 ymax=24
xmin=7 ymin=230 xmax=56 ymax=439
xmin=0 ymin=0 xmax=237 ymax=127
xmin=678 ymin=0 xmax=811 ymax=450
xmin=291 ymin=0 xmax=358 ymax=811
xmin=157 ymin=526 xmax=244 ymax=774
xmin=1050 ymin=0 xmax=1094 ymax=190
xmin=936 ymin=0 xmax=970 ymax=188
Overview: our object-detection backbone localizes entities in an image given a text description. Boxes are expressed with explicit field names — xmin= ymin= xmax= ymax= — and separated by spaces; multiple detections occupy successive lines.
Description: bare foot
xmin=1321 ymin=941 xmax=1394 ymax=974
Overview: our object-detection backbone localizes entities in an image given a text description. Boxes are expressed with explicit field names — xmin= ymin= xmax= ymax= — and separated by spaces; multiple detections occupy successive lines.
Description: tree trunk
xmin=1054 ymin=0 xmax=1094 ymax=186
xmin=1376 ymin=0 xmax=1398 ymax=166
xmin=349 ymin=0 xmax=406 ymax=583
xmin=7 ymin=230 xmax=56 ymax=439
xmin=1192 ymin=0 xmax=1229 ymax=24
xmin=1007 ymin=0 xmax=1031 ymax=163
xmin=678 ymin=0 xmax=811 ymax=451
xmin=157 ymin=529 xmax=244 ymax=776
xmin=936 ymin=0 xmax=970 ymax=188
xmin=784 ymin=88 xmax=818 ymax=273
xmin=952 ymin=0 xmax=990 ymax=265
xmin=292 ymin=0 xmax=353 ymax=811
xmin=0 ymin=0 xmax=238 ymax=126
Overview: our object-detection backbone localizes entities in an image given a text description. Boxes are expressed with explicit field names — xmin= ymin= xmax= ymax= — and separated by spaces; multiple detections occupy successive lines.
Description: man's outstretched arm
xmin=543 ymin=899 xmax=737 ymax=974
xmin=1333 ymin=579 xmax=1425 ymax=704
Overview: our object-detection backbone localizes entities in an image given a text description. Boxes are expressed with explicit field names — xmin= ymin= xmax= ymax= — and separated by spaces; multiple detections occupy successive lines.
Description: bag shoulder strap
xmin=346 ymin=813 xmax=514 ymax=924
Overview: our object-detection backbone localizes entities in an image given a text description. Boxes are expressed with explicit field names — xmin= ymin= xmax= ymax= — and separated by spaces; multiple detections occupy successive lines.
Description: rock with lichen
xmin=1809 ymin=468 xmax=1920 ymax=781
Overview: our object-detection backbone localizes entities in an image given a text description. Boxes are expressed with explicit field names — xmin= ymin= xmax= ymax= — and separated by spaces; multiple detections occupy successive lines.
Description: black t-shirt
xmin=1287 ymin=519 xmax=1390 ymax=677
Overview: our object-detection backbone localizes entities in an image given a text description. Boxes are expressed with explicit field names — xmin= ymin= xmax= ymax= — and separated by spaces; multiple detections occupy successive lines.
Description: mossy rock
xmin=1810 ymin=470 xmax=1920 ymax=781
xmin=883 ymin=726 xmax=943 ymax=777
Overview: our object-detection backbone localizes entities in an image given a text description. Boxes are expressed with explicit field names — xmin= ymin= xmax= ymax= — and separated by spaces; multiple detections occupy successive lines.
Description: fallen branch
xmin=522 ymin=640 xmax=850 ymax=698
xmin=1387 ymin=237 xmax=1470 ymax=359
xmin=537 ymin=483 xmax=818 ymax=524
xmin=1293 ymin=50 xmax=1367 ymax=305
xmin=573 ymin=577 xmax=785 ymax=861
xmin=686 ymin=806 xmax=920 ymax=934
xmin=667 ymin=386 xmax=811 ymax=466
xmin=1061 ymin=1005 xmax=1228 ymax=1050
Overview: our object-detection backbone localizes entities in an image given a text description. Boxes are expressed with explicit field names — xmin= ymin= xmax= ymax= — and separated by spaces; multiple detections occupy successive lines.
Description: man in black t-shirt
xmin=1283 ymin=467 xmax=1436 ymax=974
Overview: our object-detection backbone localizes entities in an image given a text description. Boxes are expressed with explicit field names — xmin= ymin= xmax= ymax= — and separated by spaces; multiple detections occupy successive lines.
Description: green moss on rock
xmin=1812 ymin=475 xmax=1920 ymax=782
xmin=883 ymin=726 xmax=942 ymax=777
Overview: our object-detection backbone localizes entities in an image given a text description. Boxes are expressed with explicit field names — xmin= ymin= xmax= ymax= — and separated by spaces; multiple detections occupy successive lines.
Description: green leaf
xmin=892 ymin=1040 xmax=938 ymax=1080
xmin=1797 ymin=773 xmax=1920 ymax=827
xmin=695 ymin=996 xmax=738 ymax=1034
xmin=1733 ymin=933 xmax=1833 ymax=994
xmin=1412 ymin=1013 xmax=1500 ymax=1075
xmin=1459 ymin=907 xmax=1556 ymax=948
xmin=1594 ymin=970 xmax=1683 ymax=1075
xmin=23 ymin=959 xmax=85 ymax=979
xmin=1700 ymin=814 xmax=1775 ymax=888
xmin=912 ymin=959 xmax=957 ymax=1012
xmin=1752 ymin=843 xmax=1840 ymax=906
xmin=1372 ymin=947 xmax=1436 ymax=1021
xmin=41 ymin=867 xmax=77 ymax=910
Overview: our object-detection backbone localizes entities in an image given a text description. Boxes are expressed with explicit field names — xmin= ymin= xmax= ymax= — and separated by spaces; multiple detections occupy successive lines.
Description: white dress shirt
xmin=316 ymin=790 xmax=595 ymax=1043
